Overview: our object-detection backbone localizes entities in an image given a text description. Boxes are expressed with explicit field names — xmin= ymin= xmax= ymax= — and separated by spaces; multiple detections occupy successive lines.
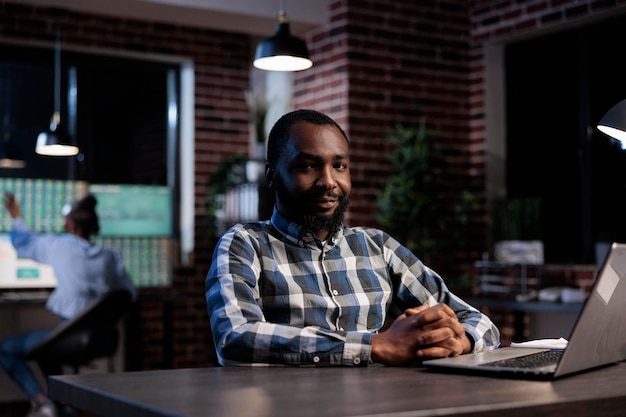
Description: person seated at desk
xmin=0 ymin=192 xmax=136 ymax=417
xmin=206 ymin=109 xmax=500 ymax=367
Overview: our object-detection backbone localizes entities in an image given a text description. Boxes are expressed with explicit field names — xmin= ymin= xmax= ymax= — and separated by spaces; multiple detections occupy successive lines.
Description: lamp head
xmin=597 ymin=99 xmax=626 ymax=145
xmin=35 ymin=112 xmax=79 ymax=156
xmin=253 ymin=10 xmax=312 ymax=72
xmin=0 ymin=158 xmax=26 ymax=169
xmin=0 ymin=131 xmax=26 ymax=169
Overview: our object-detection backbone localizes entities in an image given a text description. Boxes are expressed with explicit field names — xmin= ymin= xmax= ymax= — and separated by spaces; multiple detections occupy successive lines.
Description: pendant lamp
xmin=36 ymin=29 xmax=79 ymax=157
xmin=597 ymin=99 xmax=626 ymax=144
xmin=0 ymin=135 xmax=26 ymax=169
xmin=253 ymin=0 xmax=312 ymax=72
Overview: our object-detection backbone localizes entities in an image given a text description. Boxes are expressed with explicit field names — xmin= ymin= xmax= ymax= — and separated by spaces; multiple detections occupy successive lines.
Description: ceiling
xmin=8 ymin=0 xmax=328 ymax=37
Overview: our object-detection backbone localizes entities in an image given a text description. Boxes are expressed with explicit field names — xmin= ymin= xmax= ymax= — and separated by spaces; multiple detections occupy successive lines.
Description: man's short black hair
xmin=267 ymin=109 xmax=350 ymax=165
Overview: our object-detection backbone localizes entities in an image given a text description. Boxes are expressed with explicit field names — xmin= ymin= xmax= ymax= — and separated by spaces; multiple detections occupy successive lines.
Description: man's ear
xmin=265 ymin=163 xmax=276 ymax=190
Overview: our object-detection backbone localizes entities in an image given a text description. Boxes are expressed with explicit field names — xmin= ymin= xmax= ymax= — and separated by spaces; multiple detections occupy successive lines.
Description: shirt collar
xmin=270 ymin=208 xmax=344 ymax=247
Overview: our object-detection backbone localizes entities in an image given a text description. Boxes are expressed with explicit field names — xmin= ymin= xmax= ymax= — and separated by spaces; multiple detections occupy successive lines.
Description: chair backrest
xmin=25 ymin=289 xmax=134 ymax=368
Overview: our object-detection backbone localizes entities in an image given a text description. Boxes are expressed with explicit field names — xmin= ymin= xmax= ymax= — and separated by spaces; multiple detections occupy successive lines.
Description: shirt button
xmin=313 ymin=356 xmax=320 ymax=363
xmin=332 ymin=289 xmax=339 ymax=296
xmin=353 ymin=357 xmax=361 ymax=365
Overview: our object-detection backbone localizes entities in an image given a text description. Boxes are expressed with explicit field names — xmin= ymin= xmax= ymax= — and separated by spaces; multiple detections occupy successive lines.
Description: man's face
xmin=267 ymin=121 xmax=351 ymax=238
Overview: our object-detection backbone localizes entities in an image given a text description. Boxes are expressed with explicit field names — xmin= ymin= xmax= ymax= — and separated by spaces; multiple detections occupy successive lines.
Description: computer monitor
xmin=0 ymin=233 xmax=57 ymax=289
xmin=88 ymin=184 xmax=173 ymax=237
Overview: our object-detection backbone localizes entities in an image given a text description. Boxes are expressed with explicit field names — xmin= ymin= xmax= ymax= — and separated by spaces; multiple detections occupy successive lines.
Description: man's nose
xmin=315 ymin=166 xmax=338 ymax=189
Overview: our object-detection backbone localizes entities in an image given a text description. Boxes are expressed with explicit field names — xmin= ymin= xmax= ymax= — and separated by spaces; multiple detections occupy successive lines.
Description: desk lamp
xmin=597 ymin=99 xmax=626 ymax=146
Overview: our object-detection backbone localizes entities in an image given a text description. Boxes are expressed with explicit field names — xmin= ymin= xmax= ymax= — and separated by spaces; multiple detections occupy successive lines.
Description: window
xmin=0 ymin=43 xmax=187 ymax=286
xmin=0 ymin=44 xmax=176 ymax=184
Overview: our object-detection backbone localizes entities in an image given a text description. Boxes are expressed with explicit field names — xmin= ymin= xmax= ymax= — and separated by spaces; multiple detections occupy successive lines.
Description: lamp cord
xmin=278 ymin=0 xmax=288 ymax=23
xmin=54 ymin=28 xmax=61 ymax=115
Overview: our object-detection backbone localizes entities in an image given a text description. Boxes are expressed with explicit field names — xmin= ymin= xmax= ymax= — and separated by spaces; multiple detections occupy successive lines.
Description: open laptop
xmin=423 ymin=242 xmax=626 ymax=380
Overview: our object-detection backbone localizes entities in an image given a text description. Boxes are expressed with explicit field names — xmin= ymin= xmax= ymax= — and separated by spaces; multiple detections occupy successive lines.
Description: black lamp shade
xmin=597 ymin=99 xmax=626 ymax=143
xmin=36 ymin=116 xmax=79 ymax=156
xmin=0 ymin=136 xmax=26 ymax=169
xmin=254 ymin=22 xmax=312 ymax=71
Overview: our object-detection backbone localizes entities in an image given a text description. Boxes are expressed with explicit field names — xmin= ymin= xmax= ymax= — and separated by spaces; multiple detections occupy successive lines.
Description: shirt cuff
xmin=343 ymin=331 xmax=372 ymax=366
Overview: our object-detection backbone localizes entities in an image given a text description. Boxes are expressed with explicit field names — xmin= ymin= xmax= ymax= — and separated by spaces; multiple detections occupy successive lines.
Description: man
xmin=206 ymin=109 xmax=499 ymax=366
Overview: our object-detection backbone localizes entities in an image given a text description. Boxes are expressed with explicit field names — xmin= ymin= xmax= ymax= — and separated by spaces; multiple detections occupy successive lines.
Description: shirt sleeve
xmin=205 ymin=227 xmax=372 ymax=367
xmin=381 ymin=233 xmax=500 ymax=352
xmin=9 ymin=218 xmax=54 ymax=262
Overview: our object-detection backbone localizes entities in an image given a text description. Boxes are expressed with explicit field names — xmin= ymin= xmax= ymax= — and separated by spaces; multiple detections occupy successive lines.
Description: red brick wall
xmin=294 ymin=0 xmax=479 ymax=280
xmin=296 ymin=0 xmax=474 ymax=224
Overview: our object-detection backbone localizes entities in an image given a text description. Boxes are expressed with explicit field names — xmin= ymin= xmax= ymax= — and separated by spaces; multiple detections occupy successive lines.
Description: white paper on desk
xmin=509 ymin=337 xmax=569 ymax=350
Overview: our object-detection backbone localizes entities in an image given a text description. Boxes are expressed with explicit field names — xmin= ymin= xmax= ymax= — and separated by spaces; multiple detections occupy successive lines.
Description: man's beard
xmin=275 ymin=177 xmax=351 ymax=237
xmin=301 ymin=196 xmax=350 ymax=237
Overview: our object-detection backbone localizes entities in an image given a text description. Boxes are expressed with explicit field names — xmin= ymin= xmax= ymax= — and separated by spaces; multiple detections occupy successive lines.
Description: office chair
xmin=25 ymin=289 xmax=134 ymax=376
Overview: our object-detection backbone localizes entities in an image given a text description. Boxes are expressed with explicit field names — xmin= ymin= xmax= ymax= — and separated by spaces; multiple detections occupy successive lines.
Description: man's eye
xmin=296 ymin=163 xmax=316 ymax=170
xmin=334 ymin=163 xmax=348 ymax=170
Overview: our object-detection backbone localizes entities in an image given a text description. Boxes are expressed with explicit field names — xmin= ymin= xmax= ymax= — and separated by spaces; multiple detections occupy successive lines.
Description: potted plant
xmin=245 ymin=89 xmax=269 ymax=160
xmin=375 ymin=120 xmax=476 ymax=288
xmin=491 ymin=197 xmax=543 ymax=264
xmin=203 ymin=152 xmax=247 ymax=240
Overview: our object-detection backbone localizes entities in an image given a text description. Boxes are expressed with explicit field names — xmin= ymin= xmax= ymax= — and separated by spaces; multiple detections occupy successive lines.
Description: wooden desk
xmin=48 ymin=363 xmax=626 ymax=417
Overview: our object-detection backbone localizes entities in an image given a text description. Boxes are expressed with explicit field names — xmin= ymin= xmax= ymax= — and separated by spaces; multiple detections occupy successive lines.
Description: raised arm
xmin=4 ymin=192 xmax=21 ymax=219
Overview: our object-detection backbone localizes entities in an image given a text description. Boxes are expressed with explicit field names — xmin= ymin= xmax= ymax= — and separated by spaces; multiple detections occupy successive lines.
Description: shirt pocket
xmin=347 ymin=267 xmax=391 ymax=330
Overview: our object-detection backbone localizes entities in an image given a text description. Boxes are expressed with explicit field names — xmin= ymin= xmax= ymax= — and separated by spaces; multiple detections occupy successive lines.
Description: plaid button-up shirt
xmin=206 ymin=209 xmax=500 ymax=366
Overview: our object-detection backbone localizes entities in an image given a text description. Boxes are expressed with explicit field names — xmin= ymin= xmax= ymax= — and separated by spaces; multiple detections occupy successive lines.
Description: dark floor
xmin=0 ymin=401 xmax=96 ymax=417
xmin=0 ymin=401 xmax=29 ymax=417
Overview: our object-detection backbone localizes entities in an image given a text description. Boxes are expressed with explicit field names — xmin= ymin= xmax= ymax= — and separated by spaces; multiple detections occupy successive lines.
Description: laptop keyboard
xmin=481 ymin=350 xmax=563 ymax=369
